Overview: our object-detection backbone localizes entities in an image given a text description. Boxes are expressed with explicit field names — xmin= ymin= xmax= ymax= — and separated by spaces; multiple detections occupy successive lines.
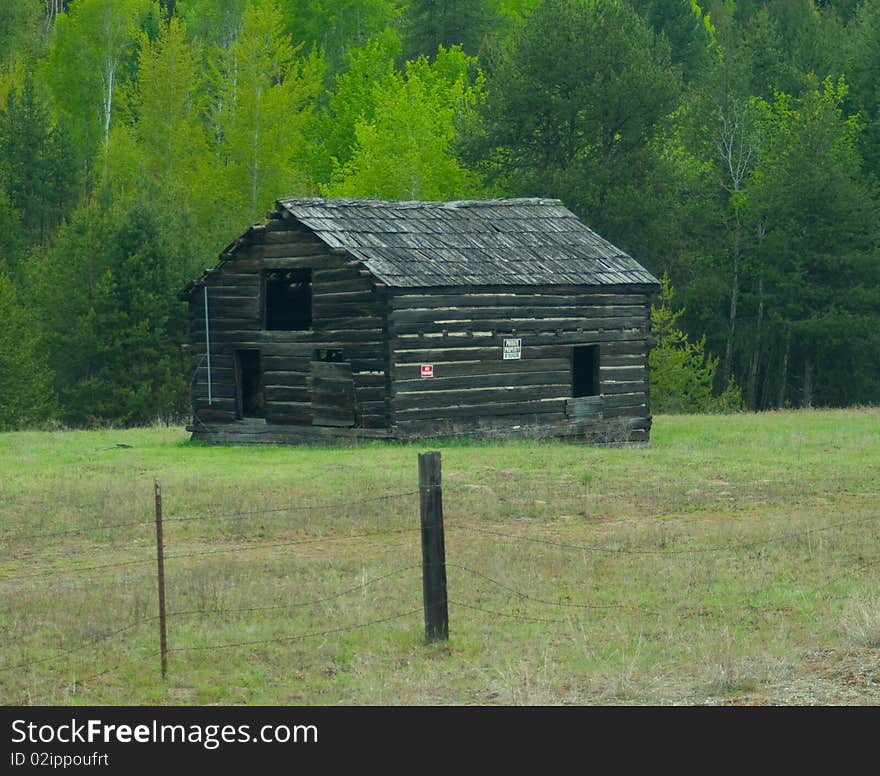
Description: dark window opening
xmin=314 ymin=348 xmax=344 ymax=363
xmin=572 ymin=345 xmax=600 ymax=398
xmin=235 ymin=349 xmax=265 ymax=418
xmin=264 ymin=269 xmax=311 ymax=330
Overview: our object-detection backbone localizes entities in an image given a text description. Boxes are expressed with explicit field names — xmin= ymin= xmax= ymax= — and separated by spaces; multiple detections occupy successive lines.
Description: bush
xmin=650 ymin=273 xmax=742 ymax=414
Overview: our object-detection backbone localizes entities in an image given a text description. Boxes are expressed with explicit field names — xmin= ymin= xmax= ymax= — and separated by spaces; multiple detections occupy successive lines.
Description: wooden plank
xmin=393 ymin=357 xmax=569 ymax=380
xmin=229 ymin=255 xmax=346 ymax=272
xmin=390 ymin=292 xmax=650 ymax=310
xmin=394 ymin=398 xmax=568 ymax=421
xmin=389 ymin=305 xmax=647 ymax=325
xmin=261 ymin=371 xmax=308 ymax=385
xmin=244 ymin=242 xmax=332 ymax=259
xmin=309 ymin=361 xmax=354 ymax=428
xmin=566 ymin=396 xmax=603 ymax=420
xmin=264 ymin=386 xmax=310 ymax=402
xmin=392 ymin=335 xmax=646 ymax=363
xmin=394 ymin=370 xmax=571 ymax=393
xmin=601 ymin=380 xmax=648 ymax=395
xmin=393 ymin=384 xmax=568 ymax=411
xmin=390 ymin=316 xmax=646 ymax=336
xmin=312 ymin=290 xmax=376 ymax=306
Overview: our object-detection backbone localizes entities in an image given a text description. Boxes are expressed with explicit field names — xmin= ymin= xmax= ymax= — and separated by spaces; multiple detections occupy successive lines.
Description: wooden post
xmin=154 ymin=479 xmax=168 ymax=679
xmin=419 ymin=451 xmax=448 ymax=642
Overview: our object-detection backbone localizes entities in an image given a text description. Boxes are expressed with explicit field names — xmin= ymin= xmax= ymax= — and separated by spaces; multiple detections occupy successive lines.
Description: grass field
xmin=1 ymin=408 xmax=878 ymax=706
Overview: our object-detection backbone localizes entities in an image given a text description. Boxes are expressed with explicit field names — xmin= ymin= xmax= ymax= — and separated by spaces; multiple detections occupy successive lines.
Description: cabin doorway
xmin=234 ymin=349 xmax=265 ymax=418
xmin=572 ymin=345 xmax=600 ymax=397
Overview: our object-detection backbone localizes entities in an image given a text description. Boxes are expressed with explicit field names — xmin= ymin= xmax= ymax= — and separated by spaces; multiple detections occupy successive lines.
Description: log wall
xmin=386 ymin=287 xmax=653 ymax=443
xmin=187 ymin=219 xmax=389 ymax=435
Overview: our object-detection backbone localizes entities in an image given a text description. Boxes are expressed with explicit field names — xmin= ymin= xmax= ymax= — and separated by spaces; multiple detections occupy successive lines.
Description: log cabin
xmin=179 ymin=197 xmax=660 ymax=444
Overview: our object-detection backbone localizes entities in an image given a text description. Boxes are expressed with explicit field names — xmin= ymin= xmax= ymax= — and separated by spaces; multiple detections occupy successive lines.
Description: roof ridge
xmin=276 ymin=196 xmax=564 ymax=209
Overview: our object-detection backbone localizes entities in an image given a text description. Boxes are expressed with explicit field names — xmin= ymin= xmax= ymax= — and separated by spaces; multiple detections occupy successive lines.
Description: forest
xmin=0 ymin=0 xmax=878 ymax=428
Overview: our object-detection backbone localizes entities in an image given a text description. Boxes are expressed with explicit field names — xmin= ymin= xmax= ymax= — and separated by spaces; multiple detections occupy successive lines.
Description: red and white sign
xmin=420 ymin=364 xmax=434 ymax=378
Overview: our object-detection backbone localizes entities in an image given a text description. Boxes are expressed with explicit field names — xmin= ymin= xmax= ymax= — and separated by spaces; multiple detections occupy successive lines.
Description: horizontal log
xmin=264 ymin=386 xmax=311 ymax=402
xmin=264 ymin=400 xmax=311 ymax=414
xmin=393 ymin=398 xmax=569 ymax=421
xmin=603 ymin=405 xmax=650 ymax=419
xmin=602 ymin=393 xmax=647 ymax=409
xmin=262 ymin=370 xmax=308 ymax=385
xmin=393 ymin=336 xmax=645 ymax=363
xmin=202 ymin=330 xmax=384 ymax=347
xmin=312 ymin=277 xmax=375 ymax=296
xmin=312 ymin=290 xmax=376 ymax=306
xmin=390 ymin=292 xmax=650 ymax=310
xmin=392 ymin=357 xmax=570 ymax=380
xmin=601 ymin=356 xmax=647 ymax=368
xmin=393 ymin=384 xmax=568 ymax=411
xmin=390 ymin=316 xmax=646 ymax=337
xmin=600 ymin=380 xmax=648 ymax=395
xmin=389 ymin=305 xmax=647 ymax=325
xmin=394 ymin=370 xmax=571 ymax=393
xmin=240 ymin=242 xmax=331 ymax=259
xmin=395 ymin=330 xmax=647 ymax=349
xmin=252 ymin=228 xmax=322 ymax=244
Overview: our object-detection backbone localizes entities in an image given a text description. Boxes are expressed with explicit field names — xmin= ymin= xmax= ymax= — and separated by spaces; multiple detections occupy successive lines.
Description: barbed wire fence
xmin=0 ymin=449 xmax=878 ymax=701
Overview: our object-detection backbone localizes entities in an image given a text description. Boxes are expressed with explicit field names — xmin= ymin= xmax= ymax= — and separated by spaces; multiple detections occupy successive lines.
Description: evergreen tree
xmin=403 ymin=0 xmax=499 ymax=60
xmin=0 ymin=272 xmax=56 ymax=429
xmin=27 ymin=195 xmax=191 ymax=426
xmin=650 ymin=273 xmax=742 ymax=413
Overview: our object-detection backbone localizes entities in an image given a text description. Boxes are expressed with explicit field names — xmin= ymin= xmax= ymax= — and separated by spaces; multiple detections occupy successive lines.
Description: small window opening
xmin=264 ymin=269 xmax=311 ymax=330
xmin=314 ymin=348 xmax=344 ymax=363
xmin=235 ymin=349 xmax=265 ymax=418
xmin=572 ymin=345 xmax=600 ymax=398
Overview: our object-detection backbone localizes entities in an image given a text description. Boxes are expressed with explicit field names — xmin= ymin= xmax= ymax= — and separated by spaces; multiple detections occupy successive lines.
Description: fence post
xmin=154 ymin=479 xmax=168 ymax=679
xmin=419 ymin=451 xmax=448 ymax=642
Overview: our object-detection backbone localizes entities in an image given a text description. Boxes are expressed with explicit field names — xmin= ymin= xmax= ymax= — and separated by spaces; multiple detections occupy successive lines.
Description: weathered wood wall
xmin=386 ymin=286 xmax=653 ymax=443
xmin=184 ymin=211 xmax=655 ymax=444
xmin=186 ymin=214 xmax=389 ymax=435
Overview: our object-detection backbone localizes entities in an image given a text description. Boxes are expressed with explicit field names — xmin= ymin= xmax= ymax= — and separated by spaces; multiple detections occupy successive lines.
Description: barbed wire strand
xmin=0 ymin=525 xmax=427 ymax=583
xmin=163 ymin=490 xmax=419 ymax=524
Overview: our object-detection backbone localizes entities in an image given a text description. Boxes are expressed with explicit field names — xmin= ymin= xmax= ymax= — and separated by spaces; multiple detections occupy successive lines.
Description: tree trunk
xmin=747 ymin=275 xmax=764 ymax=411
xmin=723 ymin=249 xmax=739 ymax=385
xmin=777 ymin=326 xmax=791 ymax=408
xmin=802 ymin=354 xmax=813 ymax=409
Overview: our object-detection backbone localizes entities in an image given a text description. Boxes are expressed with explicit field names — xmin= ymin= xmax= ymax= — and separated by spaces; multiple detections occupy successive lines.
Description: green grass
xmin=1 ymin=408 xmax=878 ymax=705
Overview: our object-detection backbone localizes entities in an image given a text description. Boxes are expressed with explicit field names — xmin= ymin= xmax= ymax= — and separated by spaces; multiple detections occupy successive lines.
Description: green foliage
xmin=0 ymin=273 xmax=55 ymax=429
xmin=281 ymin=0 xmax=403 ymax=70
xmin=26 ymin=195 xmax=190 ymax=426
xmin=209 ymin=0 xmax=325 ymax=223
xmin=323 ymin=45 xmax=484 ymax=199
xmin=0 ymin=0 xmax=877 ymax=427
xmin=43 ymin=0 xmax=156 ymax=162
xmin=0 ymin=0 xmax=45 ymax=69
xmin=403 ymin=0 xmax=499 ymax=60
xmin=0 ymin=74 xmax=79 ymax=244
xmin=650 ymin=274 xmax=743 ymax=413
xmin=459 ymin=0 xmax=682 ymax=261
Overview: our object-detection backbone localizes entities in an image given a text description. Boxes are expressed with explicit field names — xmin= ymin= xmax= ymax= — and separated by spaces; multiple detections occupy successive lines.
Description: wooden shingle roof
xmin=276 ymin=197 xmax=659 ymax=288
